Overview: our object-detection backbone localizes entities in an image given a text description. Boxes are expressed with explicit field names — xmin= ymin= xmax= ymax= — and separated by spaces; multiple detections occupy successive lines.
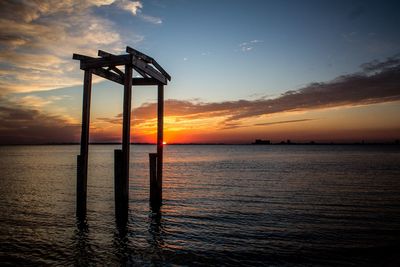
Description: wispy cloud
xmin=253 ymin=119 xmax=315 ymax=127
xmin=360 ymin=54 xmax=400 ymax=73
xmin=239 ymin=39 xmax=263 ymax=52
xmin=0 ymin=0 xmax=156 ymax=94
xmin=115 ymin=0 xmax=162 ymax=24
xmin=139 ymin=14 xmax=162 ymax=24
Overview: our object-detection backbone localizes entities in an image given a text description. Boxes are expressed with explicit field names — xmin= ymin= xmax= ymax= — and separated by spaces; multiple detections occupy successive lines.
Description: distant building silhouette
xmin=252 ymin=139 xmax=271 ymax=145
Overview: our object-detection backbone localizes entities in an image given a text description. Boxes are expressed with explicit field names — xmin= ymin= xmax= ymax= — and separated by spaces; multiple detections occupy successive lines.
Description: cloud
xmin=253 ymin=119 xmax=315 ymax=126
xmin=115 ymin=0 xmax=142 ymax=15
xmin=0 ymin=97 xmax=80 ymax=144
xmin=0 ymin=0 xmax=152 ymax=94
xmin=360 ymin=54 xmax=400 ymax=73
xmin=239 ymin=39 xmax=263 ymax=52
xmin=139 ymin=14 xmax=162 ymax=24
xmin=99 ymin=55 xmax=400 ymax=129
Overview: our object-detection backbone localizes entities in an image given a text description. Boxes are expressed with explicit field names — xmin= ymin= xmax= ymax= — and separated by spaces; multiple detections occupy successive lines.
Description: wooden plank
xmin=132 ymin=66 xmax=149 ymax=78
xmin=107 ymin=66 xmax=125 ymax=77
xmin=80 ymin=54 xmax=131 ymax=70
xmin=151 ymin=60 xmax=171 ymax=81
xmin=132 ymin=78 xmax=160 ymax=86
xmin=126 ymin=46 xmax=153 ymax=63
xmin=92 ymin=67 xmax=160 ymax=86
xmin=132 ymin=57 xmax=167 ymax=85
xmin=73 ymin=53 xmax=92 ymax=60
xmin=98 ymin=50 xmax=125 ymax=77
xmin=77 ymin=69 xmax=92 ymax=218
xmin=93 ymin=68 xmax=123 ymax=84
xmin=98 ymin=49 xmax=150 ymax=79
xmin=98 ymin=49 xmax=113 ymax=58
xmin=126 ymin=46 xmax=171 ymax=81
xmin=156 ymin=84 xmax=164 ymax=205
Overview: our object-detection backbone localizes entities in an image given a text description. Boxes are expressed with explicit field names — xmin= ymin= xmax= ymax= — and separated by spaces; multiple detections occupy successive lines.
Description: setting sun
xmin=163 ymin=141 xmax=167 ymax=145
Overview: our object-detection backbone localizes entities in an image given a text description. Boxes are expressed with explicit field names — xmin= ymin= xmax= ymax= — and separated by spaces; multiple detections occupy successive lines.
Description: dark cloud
xmin=0 ymin=98 xmax=79 ymax=144
xmin=254 ymin=119 xmax=315 ymax=127
xmin=106 ymin=55 xmax=400 ymax=127
xmin=360 ymin=54 xmax=400 ymax=73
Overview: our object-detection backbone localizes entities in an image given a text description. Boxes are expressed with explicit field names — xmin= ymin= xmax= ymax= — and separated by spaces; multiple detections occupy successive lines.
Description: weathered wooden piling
xmin=114 ymin=149 xmax=125 ymax=220
xmin=119 ymin=63 xmax=133 ymax=221
xmin=77 ymin=69 xmax=92 ymax=218
xmin=73 ymin=46 xmax=170 ymax=223
xmin=156 ymin=84 xmax=164 ymax=205
xmin=149 ymin=153 xmax=159 ymax=208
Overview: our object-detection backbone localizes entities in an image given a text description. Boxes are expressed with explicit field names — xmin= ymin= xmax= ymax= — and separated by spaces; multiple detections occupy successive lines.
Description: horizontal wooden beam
xmin=132 ymin=78 xmax=161 ymax=86
xmin=126 ymin=46 xmax=171 ymax=81
xmin=92 ymin=67 xmax=160 ymax=86
xmin=97 ymin=50 xmax=112 ymax=58
xmin=80 ymin=54 xmax=131 ymax=70
xmin=73 ymin=53 xmax=92 ymax=60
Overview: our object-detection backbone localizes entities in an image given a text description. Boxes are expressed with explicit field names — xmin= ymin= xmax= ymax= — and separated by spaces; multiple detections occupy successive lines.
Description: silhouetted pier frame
xmin=73 ymin=46 xmax=171 ymax=221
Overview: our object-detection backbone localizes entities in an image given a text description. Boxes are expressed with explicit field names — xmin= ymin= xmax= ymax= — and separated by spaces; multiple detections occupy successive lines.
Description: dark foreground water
xmin=0 ymin=145 xmax=400 ymax=266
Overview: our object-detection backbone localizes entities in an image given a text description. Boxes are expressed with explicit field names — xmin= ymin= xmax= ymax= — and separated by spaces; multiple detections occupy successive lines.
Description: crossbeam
xmin=80 ymin=54 xmax=131 ymax=70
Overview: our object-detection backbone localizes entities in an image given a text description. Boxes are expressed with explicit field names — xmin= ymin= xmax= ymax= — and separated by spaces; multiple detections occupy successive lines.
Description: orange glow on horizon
xmin=88 ymin=101 xmax=400 ymax=144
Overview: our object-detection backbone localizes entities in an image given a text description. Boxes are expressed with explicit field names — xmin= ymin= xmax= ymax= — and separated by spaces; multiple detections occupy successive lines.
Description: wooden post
xmin=114 ymin=149 xmax=123 ymax=218
xmin=117 ymin=63 xmax=133 ymax=221
xmin=149 ymin=153 xmax=158 ymax=208
xmin=157 ymin=84 xmax=164 ymax=206
xmin=77 ymin=69 xmax=92 ymax=218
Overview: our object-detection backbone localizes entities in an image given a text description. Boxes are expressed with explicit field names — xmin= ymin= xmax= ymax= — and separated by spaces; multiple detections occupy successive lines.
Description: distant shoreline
xmin=1 ymin=141 xmax=399 ymax=146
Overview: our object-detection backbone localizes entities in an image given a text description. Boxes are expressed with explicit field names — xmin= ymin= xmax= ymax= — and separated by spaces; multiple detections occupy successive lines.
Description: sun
xmin=163 ymin=141 xmax=167 ymax=145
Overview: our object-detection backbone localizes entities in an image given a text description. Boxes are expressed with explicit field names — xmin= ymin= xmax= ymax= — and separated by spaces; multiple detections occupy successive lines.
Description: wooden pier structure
xmin=73 ymin=46 xmax=171 ymax=221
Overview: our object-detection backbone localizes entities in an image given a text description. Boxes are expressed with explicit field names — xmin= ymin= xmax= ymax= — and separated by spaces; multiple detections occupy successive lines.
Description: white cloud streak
xmin=239 ymin=39 xmax=263 ymax=52
xmin=0 ymin=0 xmax=153 ymax=94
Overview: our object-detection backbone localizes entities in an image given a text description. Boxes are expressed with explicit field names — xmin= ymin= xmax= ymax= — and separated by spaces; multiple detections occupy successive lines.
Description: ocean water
xmin=0 ymin=144 xmax=400 ymax=266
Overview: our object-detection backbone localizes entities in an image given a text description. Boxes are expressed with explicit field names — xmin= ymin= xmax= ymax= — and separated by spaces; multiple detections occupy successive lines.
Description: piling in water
xmin=114 ymin=149 xmax=127 ymax=222
xmin=149 ymin=153 xmax=160 ymax=209
xmin=76 ymin=154 xmax=86 ymax=219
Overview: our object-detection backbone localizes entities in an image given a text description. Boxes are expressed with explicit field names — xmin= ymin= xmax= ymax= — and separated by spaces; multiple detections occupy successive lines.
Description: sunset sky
xmin=0 ymin=0 xmax=399 ymax=144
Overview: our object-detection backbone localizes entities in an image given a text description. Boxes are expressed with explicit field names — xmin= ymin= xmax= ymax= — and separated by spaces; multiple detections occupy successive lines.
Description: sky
xmin=0 ymin=0 xmax=399 ymax=144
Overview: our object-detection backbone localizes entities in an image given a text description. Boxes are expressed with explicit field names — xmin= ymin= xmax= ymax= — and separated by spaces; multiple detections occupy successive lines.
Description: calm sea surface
xmin=0 ymin=145 xmax=400 ymax=266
